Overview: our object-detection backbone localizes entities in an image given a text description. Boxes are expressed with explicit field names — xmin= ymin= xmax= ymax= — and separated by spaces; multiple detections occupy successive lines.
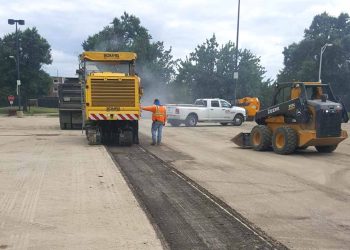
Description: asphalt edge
xmin=104 ymin=145 xmax=170 ymax=250
xmin=137 ymin=143 xmax=289 ymax=250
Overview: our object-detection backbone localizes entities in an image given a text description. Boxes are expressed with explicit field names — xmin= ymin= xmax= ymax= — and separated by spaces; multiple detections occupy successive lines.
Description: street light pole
xmin=8 ymin=19 xmax=25 ymax=111
xmin=233 ymin=0 xmax=241 ymax=103
xmin=318 ymin=43 xmax=332 ymax=83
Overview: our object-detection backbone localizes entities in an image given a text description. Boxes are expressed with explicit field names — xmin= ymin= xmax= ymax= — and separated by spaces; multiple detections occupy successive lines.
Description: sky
xmin=1 ymin=0 xmax=349 ymax=80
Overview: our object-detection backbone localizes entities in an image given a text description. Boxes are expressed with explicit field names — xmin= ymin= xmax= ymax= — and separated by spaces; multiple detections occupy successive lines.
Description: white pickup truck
xmin=166 ymin=98 xmax=246 ymax=127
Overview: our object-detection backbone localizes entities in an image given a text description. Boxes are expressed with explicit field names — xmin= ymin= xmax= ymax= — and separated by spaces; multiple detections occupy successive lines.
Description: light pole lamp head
xmin=7 ymin=19 xmax=25 ymax=25
xmin=9 ymin=55 xmax=15 ymax=59
xmin=326 ymin=43 xmax=333 ymax=47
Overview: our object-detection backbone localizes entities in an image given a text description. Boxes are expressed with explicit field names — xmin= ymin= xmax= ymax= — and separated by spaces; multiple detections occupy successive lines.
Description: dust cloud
xmin=138 ymin=67 xmax=171 ymax=118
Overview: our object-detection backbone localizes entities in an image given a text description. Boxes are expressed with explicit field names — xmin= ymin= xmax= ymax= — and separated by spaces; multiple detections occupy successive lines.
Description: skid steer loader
xmin=232 ymin=82 xmax=349 ymax=154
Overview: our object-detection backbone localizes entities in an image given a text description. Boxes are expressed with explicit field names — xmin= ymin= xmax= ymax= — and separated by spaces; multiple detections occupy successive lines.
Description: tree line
xmin=278 ymin=12 xmax=350 ymax=108
xmin=1 ymin=12 xmax=349 ymax=108
xmin=82 ymin=12 xmax=272 ymax=106
xmin=0 ymin=28 xmax=52 ymax=107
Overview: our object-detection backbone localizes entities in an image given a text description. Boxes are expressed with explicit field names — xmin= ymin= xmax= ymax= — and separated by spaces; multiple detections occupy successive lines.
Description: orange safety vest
xmin=142 ymin=105 xmax=167 ymax=123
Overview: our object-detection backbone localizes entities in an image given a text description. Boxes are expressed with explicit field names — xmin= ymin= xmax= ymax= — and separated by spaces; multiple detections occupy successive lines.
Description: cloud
xmin=1 ymin=0 xmax=349 ymax=80
xmin=43 ymin=49 xmax=78 ymax=77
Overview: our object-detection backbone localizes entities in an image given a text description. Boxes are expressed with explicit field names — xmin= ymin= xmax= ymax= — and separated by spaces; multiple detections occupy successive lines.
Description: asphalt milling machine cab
xmin=232 ymin=82 xmax=349 ymax=154
xmin=79 ymin=51 xmax=142 ymax=146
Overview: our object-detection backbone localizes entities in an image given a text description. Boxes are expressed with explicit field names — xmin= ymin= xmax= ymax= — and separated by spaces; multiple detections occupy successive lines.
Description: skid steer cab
xmin=232 ymin=82 xmax=348 ymax=154
xmin=79 ymin=51 xmax=142 ymax=146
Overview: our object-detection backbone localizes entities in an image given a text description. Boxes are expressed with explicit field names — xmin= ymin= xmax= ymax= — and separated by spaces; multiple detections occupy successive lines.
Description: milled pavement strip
xmin=144 ymin=144 xmax=286 ymax=249
xmin=106 ymin=146 xmax=171 ymax=250
xmin=107 ymin=144 xmax=287 ymax=249
xmin=169 ymin=169 xmax=271 ymax=245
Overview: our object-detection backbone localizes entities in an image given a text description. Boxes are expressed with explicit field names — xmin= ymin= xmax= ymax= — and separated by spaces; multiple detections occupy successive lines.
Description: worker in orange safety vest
xmin=142 ymin=99 xmax=167 ymax=145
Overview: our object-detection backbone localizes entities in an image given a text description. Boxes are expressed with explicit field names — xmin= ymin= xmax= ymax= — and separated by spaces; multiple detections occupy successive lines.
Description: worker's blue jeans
xmin=151 ymin=121 xmax=163 ymax=144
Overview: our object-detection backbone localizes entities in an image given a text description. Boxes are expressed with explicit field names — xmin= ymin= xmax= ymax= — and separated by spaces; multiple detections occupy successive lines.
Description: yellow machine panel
xmin=81 ymin=52 xmax=137 ymax=62
xmin=85 ymin=75 xmax=141 ymax=120
xmin=236 ymin=97 xmax=260 ymax=120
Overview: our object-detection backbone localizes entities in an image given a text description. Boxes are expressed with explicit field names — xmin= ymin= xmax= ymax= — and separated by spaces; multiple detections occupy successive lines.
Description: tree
xmin=278 ymin=12 xmax=350 ymax=107
xmin=0 ymin=27 xmax=52 ymax=107
xmin=170 ymin=35 xmax=271 ymax=105
xmin=82 ymin=12 xmax=176 ymax=102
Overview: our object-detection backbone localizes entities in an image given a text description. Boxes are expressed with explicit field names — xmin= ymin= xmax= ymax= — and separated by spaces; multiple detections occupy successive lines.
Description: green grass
xmin=0 ymin=106 xmax=58 ymax=115
xmin=26 ymin=107 xmax=58 ymax=115
xmin=0 ymin=107 xmax=16 ymax=114
xmin=46 ymin=113 xmax=59 ymax=117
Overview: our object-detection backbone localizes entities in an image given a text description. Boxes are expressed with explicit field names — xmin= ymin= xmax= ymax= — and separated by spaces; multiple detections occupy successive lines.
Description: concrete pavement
xmin=139 ymin=119 xmax=350 ymax=249
xmin=0 ymin=116 xmax=162 ymax=250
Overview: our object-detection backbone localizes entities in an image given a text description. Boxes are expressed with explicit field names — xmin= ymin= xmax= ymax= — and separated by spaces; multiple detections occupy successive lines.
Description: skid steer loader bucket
xmin=231 ymin=132 xmax=252 ymax=148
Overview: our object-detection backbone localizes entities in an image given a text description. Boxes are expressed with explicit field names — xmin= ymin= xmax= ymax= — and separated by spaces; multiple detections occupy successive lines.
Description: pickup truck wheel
xmin=233 ymin=114 xmax=244 ymax=126
xmin=185 ymin=114 xmax=197 ymax=127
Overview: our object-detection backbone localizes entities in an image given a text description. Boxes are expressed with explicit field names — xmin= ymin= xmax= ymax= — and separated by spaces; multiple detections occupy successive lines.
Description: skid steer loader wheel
xmin=250 ymin=125 xmax=272 ymax=151
xmin=315 ymin=145 xmax=337 ymax=153
xmin=272 ymin=126 xmax=297 ymax=155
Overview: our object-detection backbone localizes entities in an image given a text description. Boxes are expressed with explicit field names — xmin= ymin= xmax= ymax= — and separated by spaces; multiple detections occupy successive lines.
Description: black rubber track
xmin=107 ymin=145 xmax=287 ymax=250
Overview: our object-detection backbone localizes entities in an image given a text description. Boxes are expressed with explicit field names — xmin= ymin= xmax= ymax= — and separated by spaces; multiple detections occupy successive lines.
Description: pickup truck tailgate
xmin=166 ymin=105 xmax=182 ymax=120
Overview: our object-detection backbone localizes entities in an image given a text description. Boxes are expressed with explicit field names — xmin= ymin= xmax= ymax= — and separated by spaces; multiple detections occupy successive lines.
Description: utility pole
xmin=233 ymin=0 xmax=241 ymax=103
xmin=318 ymin=43 xmax=333 ymax=83
xmin=8 ymin=19 xmax=25 ymax=111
